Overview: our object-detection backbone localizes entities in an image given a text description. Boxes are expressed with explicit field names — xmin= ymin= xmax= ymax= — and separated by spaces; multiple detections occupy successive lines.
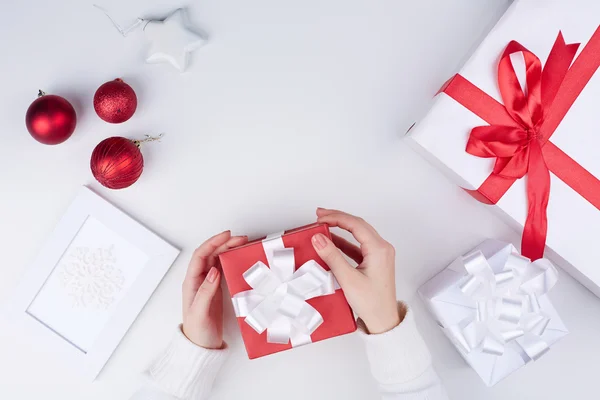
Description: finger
xmin=331 ymin=233 xmax=363 ymax=264
xmin=191 ymin=267 xmax=221 ymax=317
xmin=227 ymin=235 xmax=249 ymax=247
xmin=316 ymin=207 xmax=341 ymax=217
xmin=208 ymin=235 xmax=249 ymax=269
xmin=311 ymin=233 xmax=362 ymax=288
xmin=186 ymin=231 xmax=232 ymax=281
xmin=218 ymin=235 xmax=249 ymax=259
xmin=183 ymin=231 xmax=231 ymax=308
xmin=317 ymin=212 xmax=382 ymax=246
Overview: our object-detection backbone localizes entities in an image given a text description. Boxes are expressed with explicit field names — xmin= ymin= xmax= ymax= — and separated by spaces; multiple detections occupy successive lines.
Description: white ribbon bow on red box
xmin=231 ymin=233 xmax=338 ymax=347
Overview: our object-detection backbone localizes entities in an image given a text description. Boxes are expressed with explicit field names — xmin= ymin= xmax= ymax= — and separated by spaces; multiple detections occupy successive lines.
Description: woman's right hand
xmin=311 ymin=208 xmax=401 ymax=334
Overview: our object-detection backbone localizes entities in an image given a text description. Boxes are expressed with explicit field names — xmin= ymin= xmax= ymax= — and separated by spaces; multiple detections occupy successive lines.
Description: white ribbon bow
xmin=448 ymin=251 xmax=558 ymax=361
xmin=231 ymin=234 xmax=337 ymax=347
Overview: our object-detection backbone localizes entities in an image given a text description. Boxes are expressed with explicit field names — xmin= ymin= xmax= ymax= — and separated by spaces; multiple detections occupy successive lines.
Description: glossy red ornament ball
xmin=25 ymin=91 xmax=77 ymax=145
xmin=93 ymin=78 xmax=137 ymax=123
xmin=91 ymin=137 xmax=143 ymax=189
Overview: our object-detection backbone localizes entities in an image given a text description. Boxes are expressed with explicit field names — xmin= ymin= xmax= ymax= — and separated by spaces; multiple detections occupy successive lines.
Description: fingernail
xmin=207 ymin=267 xmax=218 ymax=283
xmin=312 ymin=234 xmax=328 ymax=250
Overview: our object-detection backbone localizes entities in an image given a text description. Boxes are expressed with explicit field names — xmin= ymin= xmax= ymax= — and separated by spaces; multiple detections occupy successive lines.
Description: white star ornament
xmin=144 ymin=9 xmax=206 ymax=72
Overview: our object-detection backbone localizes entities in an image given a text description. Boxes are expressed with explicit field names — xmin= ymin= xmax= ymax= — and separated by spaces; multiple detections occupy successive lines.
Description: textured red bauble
xmin=91 ymin=137 xmax=143 ymax=189
xmin=25 ymin=91 xmax=77 ymax=145
xmin=93 ymin=79 xmax=137 ymax=123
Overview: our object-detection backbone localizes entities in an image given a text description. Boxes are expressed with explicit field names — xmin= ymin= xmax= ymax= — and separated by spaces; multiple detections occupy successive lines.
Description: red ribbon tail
xmin=541 ymin=32 xmax=580 ymax=108
xmin=521 ymin=141 xmax=550 ymax=260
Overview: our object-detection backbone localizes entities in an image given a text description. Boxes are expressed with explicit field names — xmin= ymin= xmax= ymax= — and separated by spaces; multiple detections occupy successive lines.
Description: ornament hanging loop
xmin=38 ymin=90 xmax=46 ymax=97
xmin=93 ymin=4 xmax=145 ymax=37
xmin=133 ymin=133 xmax=164 ymax=148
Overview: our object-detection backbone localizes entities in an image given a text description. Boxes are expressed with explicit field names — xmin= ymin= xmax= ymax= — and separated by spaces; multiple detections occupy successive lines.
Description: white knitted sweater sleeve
xmin=132 ymin=304 xmax=446 ymax=400
xmin=357 ymin=303 xmax=449 ymax=400
xmin=130 ymin=325 xmax=229 ymax=400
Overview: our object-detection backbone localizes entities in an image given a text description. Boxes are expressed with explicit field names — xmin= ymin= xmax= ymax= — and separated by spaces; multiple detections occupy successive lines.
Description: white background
xmin=2 ymin=1 xmax=600 ymax=399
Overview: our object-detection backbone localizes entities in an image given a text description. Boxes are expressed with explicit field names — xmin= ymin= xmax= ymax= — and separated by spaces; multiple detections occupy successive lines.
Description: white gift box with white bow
xmin=419 ymin=240 xmax=568 ymax=386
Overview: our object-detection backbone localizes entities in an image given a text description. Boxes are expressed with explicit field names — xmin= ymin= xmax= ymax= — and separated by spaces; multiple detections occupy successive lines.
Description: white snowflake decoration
xmin=59 ymin=245 xmax=125 ymax=309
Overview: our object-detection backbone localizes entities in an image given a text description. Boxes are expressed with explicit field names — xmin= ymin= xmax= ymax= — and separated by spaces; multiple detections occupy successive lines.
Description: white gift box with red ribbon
xmin=407 ymin=0 xmax=600 ymax=297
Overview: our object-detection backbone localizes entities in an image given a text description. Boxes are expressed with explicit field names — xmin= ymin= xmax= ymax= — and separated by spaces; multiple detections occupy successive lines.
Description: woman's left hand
xmin=182 ymin=231 xmax=248 ymax=349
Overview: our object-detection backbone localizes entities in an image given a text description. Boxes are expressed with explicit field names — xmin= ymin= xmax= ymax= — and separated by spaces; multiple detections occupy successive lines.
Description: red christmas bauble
xmin=93 ymin=79 xmax=137 ymax=123
xmin=91 ymin=137 xmax=143 ymax=189
xmin=25 ymin=91 xmax=77 ymax=145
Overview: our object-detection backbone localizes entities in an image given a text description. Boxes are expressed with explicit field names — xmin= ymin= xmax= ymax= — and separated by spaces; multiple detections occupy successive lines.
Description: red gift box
xmin=219 ymin=223 xmax=357 ymax=359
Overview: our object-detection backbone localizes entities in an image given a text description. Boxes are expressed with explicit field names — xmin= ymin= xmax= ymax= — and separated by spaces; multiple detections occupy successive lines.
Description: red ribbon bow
xmin=442 ymin=28 xmax=600 ymax=261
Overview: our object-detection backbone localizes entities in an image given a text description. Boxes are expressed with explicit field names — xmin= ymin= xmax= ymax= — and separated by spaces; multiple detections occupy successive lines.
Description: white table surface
xmin=2 ymin=1 xmax=600 ymax=399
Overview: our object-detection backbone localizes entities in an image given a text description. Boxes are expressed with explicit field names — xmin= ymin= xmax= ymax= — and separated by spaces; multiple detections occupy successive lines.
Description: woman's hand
xmin=182 ymin=231 xmax=248 ymax=349
xmin=311 ymin=209 xmax=400 ymax=334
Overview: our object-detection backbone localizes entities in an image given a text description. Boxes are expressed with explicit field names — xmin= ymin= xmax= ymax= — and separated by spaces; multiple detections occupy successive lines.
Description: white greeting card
xmin=7 ymin=187 xmax=179 ymax=380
